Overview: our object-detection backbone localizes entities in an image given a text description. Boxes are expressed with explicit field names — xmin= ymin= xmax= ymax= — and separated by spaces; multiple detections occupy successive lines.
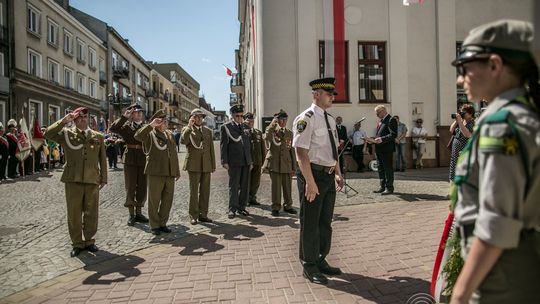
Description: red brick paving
xmin=5 ymin=200 xmax=447 ymax=304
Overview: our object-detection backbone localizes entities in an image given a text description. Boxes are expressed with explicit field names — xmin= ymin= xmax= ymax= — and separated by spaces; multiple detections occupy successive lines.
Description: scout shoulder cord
xmin=224 ymin=124 xmax=242 ymax=143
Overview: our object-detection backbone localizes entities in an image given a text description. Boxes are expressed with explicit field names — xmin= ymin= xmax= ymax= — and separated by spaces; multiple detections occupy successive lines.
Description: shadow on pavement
xmin=169 ymin=233 xmax=225 ymax=256
xmin=328 ymin=273 xmax=430 ymax=304
xmin=394 ymin=193 xmax=449 ymax=202
xmin=78 ymin=250 xmax=145 ymax=285
xmin=246 ymin=214 xmax=299 ymax=229
xmin=206 ymin=221 xmax=265 ymax=241
xmin=333 ymin=213 xmax=350 ymax=221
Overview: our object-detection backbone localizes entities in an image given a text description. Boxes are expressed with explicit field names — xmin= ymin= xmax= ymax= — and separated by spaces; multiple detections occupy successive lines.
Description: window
xmin=48 ymin=105 xmax=60 ymax=125
xmin=112 ymin=52 xmax=118 ymax=68
xmin=28 ymin=49 xmax=41 ymax=77
xmin=137 ymin=71 xmax=142 ymax=86
xmin=88 ymin=47 xmax=96 ymax=69
xmin=318 ymin=40 xmax=349 ymax=103
xmin=63 ymin=29 xmax=73 ymax=55
xmin=77 ymin=73 xmax=86 ymax=94
xmin=358 ymin=42 xmax=387 ymax=102
xmin=47 ymin=59 xmax=59 ymax=83
xmin=46 ymin=18 xmax=58 ymax=46
xmin=29 ymin=100 xmax=43 ymax=124
xmin=98 ymin=58 xmax=105 ymax=72
xmin=112 ymin=81 xmax=119 ymax=97
xmin=122 ymin=86 xmax=129 ymax=98
xmin=64 ymin=66 xmax=73 ymax=89
xmin=0 ymin=101 xmax=5 ymax=126
xmin=76 ymin=39 xmax=86 ymax=63
xmin=27 ymin=4 xmax=40 ymax=35
xmin=0 ymin=52 xmax=4 ymax=76
xmin=0 ymin=3 xmax=4 ymax=26
xmin=89 ymin=79 xmax=96 ymax=98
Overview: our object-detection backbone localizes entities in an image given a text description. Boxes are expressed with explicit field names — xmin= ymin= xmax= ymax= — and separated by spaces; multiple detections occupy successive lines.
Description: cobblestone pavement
xmin=0 ymin=142 xmax=450 ymax=300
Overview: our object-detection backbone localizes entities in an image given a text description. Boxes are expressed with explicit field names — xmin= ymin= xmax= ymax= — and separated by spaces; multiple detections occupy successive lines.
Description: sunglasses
xmin=456 ymin=58 xmax=490 ymax=76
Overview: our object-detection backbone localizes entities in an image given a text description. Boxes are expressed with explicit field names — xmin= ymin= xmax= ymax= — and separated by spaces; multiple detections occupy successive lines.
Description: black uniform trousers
xmin=376 ymin=151 xmax=394 ymax=191
xmin=228 ymin=165 xmax=250 ymax=212
xmin=352 ymin=145 xmax=365 ymax=171
xmin=297 ymin=168 xmax=336 ymax=271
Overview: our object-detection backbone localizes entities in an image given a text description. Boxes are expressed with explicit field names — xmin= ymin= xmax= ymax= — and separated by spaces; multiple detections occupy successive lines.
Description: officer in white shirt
xmin=293 ymin=77 xmax=344 ymax=285
xmin=350 ymin=119 xmax=367 ymax=172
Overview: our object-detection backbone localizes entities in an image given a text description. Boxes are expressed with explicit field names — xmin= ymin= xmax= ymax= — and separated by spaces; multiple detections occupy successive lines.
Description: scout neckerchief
xmin=189 ymin=126 xmax=204 ymax=150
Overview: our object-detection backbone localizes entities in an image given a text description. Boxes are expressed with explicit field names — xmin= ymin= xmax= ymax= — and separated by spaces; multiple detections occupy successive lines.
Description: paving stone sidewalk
xmin=2 ymin=199 xmax=448 ymax=304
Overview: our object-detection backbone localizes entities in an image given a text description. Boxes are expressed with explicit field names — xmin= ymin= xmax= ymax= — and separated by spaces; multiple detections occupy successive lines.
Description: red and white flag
xmin=30 ymin=115 xmax=45 ymax=150
xmin=223 ymin=65 xmax=233 ymax=77
xmin=322 ymin=0 xmax=347 ymax=101
xmin=16 ymin=117 xmax=32 ymax=161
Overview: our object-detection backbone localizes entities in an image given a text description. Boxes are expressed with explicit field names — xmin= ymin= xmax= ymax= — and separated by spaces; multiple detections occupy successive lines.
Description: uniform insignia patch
xmin=478 ymin=136 xmax=519 ymax=155
xmin=305 ymin=110 xmax=314 ymax=118
xmin=296 ymin=120 xmax=307 ymax=133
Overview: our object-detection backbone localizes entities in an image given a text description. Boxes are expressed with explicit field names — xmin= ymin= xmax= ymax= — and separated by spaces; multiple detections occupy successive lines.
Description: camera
xmin=451 ymin=112 xmax=466 ymax=119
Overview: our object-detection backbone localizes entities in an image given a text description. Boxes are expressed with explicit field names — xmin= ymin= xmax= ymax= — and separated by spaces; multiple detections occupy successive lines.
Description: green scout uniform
xmin=181 ymin=124 xmax=216 ymax=220
xmin=44 ymin=120 xmax=107 ymax=249
xmin=248 ymin=127 xmax=265 ymax=204
xmin=134 ymin=124 xmax=180 ymax=230
xmin=109 ymin=116 xmax=147 ymax=208
xmin=263 ymin=121 xmax=296 ymax=211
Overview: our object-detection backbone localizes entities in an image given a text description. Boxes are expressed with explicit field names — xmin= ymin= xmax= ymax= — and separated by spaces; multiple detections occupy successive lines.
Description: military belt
xmin=311 ymin=163 xmax=335 ymax=175
xmin=126 ymin=144 xmax=142 ymax=149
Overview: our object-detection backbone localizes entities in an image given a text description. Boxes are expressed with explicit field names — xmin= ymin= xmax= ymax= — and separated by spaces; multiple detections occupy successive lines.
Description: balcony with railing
xmin=112 ymin=66 xmax=129 ymax=79
xmin=99 ymin=71 xmax=107 ymax=84
xmin=230 ymin=73 xmax=244 ymax=94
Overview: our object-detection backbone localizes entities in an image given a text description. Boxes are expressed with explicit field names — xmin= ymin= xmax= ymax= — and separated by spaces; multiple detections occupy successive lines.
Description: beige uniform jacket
xmin=180 ymin=126 xmax=216 ymax=172
xmin=44 ymin=121 xmax=107 ymax=185
xmin=250 ymin=128 xmax=266 ymax=166
xmin=263 ymin=123 xmax=296 ymax=174
xmin=134 ymin=125 xmax=180 ymax=177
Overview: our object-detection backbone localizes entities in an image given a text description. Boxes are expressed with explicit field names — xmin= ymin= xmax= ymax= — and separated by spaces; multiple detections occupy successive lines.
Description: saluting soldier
xmin=293 ymin=77 xmax=344 ymax=285
xmin=181 ymin=108 xmax=216 ymax=225
xmin=44 ymin=107 xmax=107 ymax=257
xmin=109 ymin=104 xmax=149 ymax=226
xmin=220 ymin=104 xmax=252 ymax=219
xmin=134 ymin=109 xmax=180 ymax=236
xmin=244 ymin=112 xmax=265 ymax=206
xmin=263 ymin=109 xmax=297 ymax=216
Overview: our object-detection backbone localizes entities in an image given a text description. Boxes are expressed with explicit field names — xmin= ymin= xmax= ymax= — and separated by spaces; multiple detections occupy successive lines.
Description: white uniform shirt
xmin=351 ymin=129 xmax=366 ymax=146
xmin=292 ymin=103 xmax=338 ymax=167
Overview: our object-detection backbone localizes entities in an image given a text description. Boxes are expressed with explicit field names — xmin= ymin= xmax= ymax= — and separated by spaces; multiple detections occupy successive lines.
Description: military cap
xmin=72 ymin=107 xmax=88 ymax=117
xmin=274 ymin=109 xmax=288 ymax=119
xmin=7 ymin=119 xmax=16 ymax=128
xmin=452 ymin=19 xmax=534 ymax=66
xmin=416 ymin=118 xmax=423 ymax=123
xmin=149 ymin=109 xmax=167 ymax=121
xmin=309 ymin=77 xmax=338 ymax=95
xmin=357 ymin=117 xmax=366 ymax=124
xmin=243 ymin=112 xmax=254 ymax=120
xmin=230 ymin=104 xmax=244 ymax=114
xmin=190 ymin=108 xmax=206 ymax=118
xmin=127 ymin=104 xmax=143 ymax=112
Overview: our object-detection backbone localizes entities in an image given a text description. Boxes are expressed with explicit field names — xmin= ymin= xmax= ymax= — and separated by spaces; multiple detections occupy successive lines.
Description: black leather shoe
xmin=160 ymin=226 xmax=172 ymax=233
xmin=86 ymin=244 xmax=99 ymax=253
xmin=134 ymin=214 xmax=149 ymax=223
xmin=151 ymin=228 xmax=161 ymax=235
xmin=127 ymin=215 xmax=136 ymax=226
xmin=283 ymin=208 xmax=297 ymax=215
xmin=70 ymin=247 xmax=82 ymax=257
xmin=271 ymin=210 xmax=279 ymax=217
xmin=190 ymin=219 xmax=198 ymax=225
xmin=381 ymin=189 xmax=394 ymax=195
xmin=318 ymin=262 xmax=342 ymax=276
xmin=198 ymin=217 xmax=213 ymax=223
xmin=373 ymin=189 xmax=385 ymax=193
xmin=228 ymin=210 xmax=236 ymax=219
xmin=238 ymin=209 xmax=250 ymax=216
xmin=248 ymin=200 xmax=261 ymax=206
xmin=303 ymin=270 xmax=328 ymax=285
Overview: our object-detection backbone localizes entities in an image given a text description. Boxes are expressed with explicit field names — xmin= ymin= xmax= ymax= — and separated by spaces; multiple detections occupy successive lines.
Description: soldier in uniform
xmin=181 ymin=108 xmax=216 ymax=225
xmin=293 ymin=77 xmax=344 ymax=285
xmin=109 ymin=104 xmax=149 ymax=226
xmin=44 ymin=107 xmax=107 ymax=257
xmin=449 ymin=20 xmax=540 ymax=303
xmin=244 ymin=112 xmax=265 ymax=206
xmin=134 ymin=109 xmax=180 ymax=236
xmin=220 ymin=104 xmax=252 ymax=219
xmin=0 ymin=122 xmax=9 ymax=180
xmin=263 ymin=109 xmax=297 ymax=216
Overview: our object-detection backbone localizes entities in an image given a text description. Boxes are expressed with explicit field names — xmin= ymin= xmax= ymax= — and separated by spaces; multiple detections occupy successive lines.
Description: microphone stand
xmin=338 ymin=138 xmax=358 ymax=198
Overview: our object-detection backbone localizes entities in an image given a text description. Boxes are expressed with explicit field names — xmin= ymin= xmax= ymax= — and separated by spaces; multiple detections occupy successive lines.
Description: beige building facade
xmin=235 ymin=0 xmax=534 ymax=167
xmin=149 ymin=68 xmax=181 ymax=128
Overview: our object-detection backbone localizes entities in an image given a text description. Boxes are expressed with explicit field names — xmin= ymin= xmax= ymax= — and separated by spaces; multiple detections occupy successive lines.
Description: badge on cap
xmin=296 ymin=120 xmax=307 ymax=133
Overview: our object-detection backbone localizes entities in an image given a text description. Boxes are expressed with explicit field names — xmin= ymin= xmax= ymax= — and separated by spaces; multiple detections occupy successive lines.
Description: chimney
xmin=53 ymin=0 xmax=70 ymax=10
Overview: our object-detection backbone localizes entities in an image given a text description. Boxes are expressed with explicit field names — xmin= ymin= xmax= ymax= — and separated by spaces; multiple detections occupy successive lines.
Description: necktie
xmin=324 ymin=111 xmax=338 ymax=161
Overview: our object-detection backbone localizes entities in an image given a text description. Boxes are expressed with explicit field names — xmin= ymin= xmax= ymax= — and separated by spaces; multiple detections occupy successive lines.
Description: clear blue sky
xmin=70 ymin=0 xmax=239 ymax=112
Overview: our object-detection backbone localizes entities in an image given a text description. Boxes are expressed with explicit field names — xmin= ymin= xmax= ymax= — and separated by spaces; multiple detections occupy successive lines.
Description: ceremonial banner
xmin=322 ymin=0 xmax=348 ymax=102
xmin=16 ymin=117 xmax=32 ymax=161
xmin=31 ymin=115 xmax=45 ymax=151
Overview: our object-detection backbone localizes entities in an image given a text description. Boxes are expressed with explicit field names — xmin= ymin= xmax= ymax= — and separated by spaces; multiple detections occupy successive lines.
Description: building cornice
xmin=108 ymin=27 xmax=152 ymax=70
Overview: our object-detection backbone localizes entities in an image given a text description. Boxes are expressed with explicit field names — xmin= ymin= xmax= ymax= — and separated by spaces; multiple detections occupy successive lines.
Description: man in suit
xmin=134 ymin=109 xmax=180 ymax=235
xmin=244 ymin=112 xmax=265 ymax=206
xmin=220 ymin=104 xmax=252 ymax=219
xmin=109 ymin=104 xmax=149 ymax=226
xmin=263 ymin=110 xmax=297 ymax=216
xmin=44 ymin=107 xmax=108 ymax=257
xmin=335 ymin=116 xmax=348 ymax=173
xmin=366 ymin=105 xmax=398 ymax=195
xmin=181 ymin=108 xmax=216 ymax=225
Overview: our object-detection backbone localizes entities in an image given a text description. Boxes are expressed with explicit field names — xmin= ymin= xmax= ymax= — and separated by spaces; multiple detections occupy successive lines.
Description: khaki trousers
xmin=249 ymin=165 xmax=262 ymax=202
xmin=123 ymin=165 xmax=147 ymax=207
xmin=270 ymin=171 xmax=293 ymax=211
xmin=65 ymin=182 xmax=99 ymax=248
xmin=188 ymin=171 xmax=211 ymax=220
xmin=147 ymin=175 xmax=175 ymax=229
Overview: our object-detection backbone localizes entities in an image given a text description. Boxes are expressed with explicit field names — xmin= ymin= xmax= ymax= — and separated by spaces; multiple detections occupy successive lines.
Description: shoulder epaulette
xmin=484 ymin=109 xmax=511 ymax=124
xmin=305 ymin=110 xmax=314 ymax=118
